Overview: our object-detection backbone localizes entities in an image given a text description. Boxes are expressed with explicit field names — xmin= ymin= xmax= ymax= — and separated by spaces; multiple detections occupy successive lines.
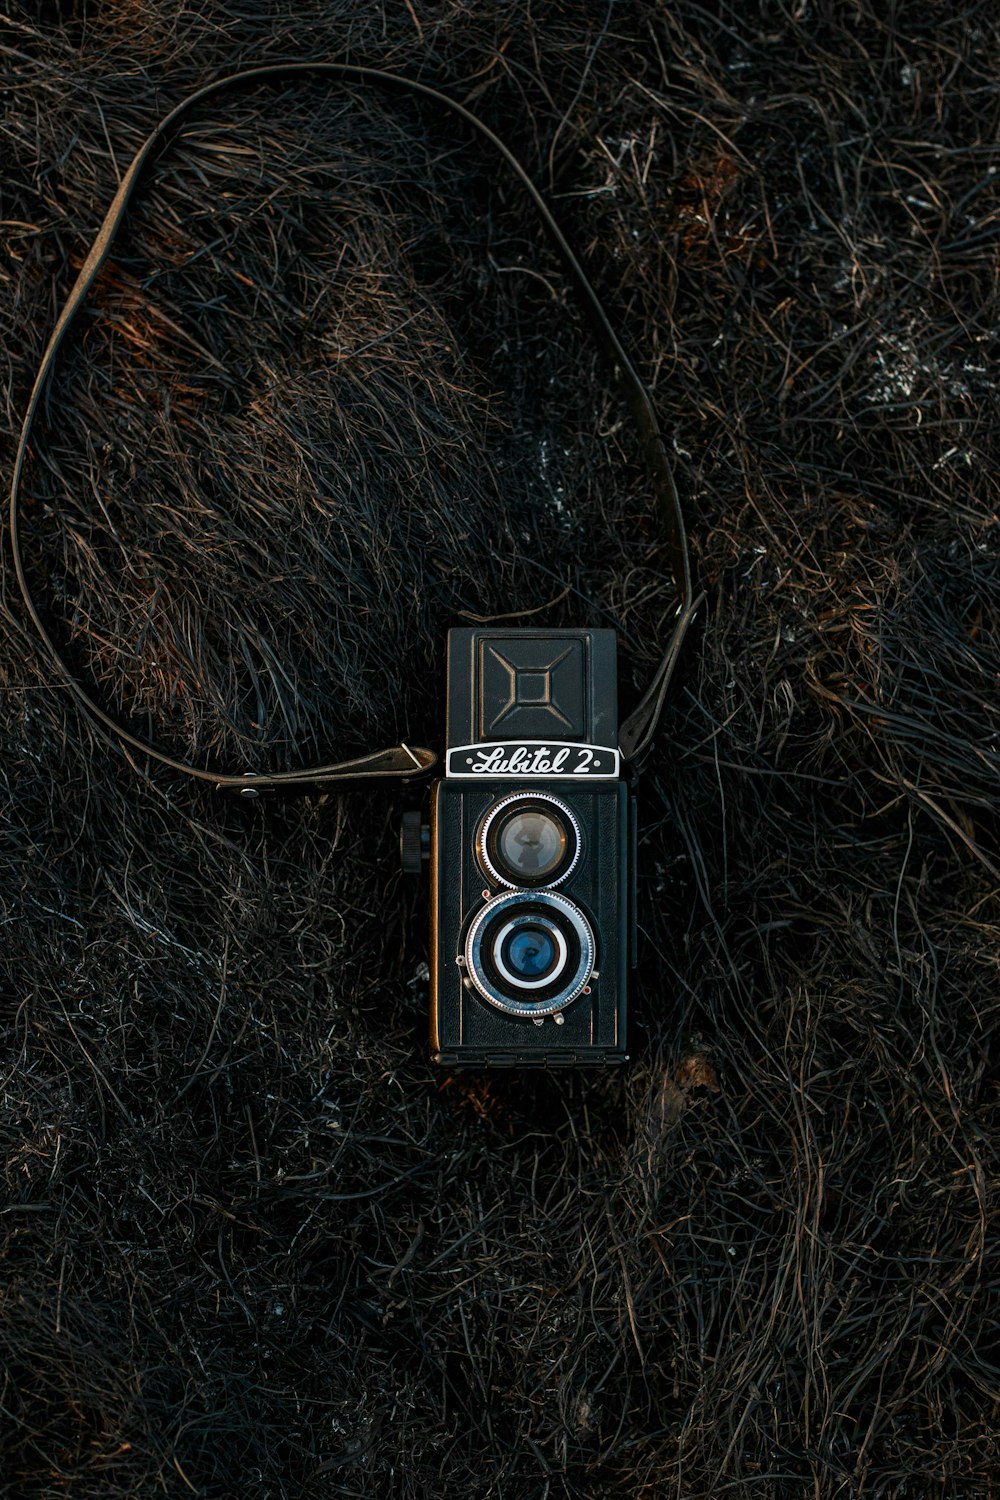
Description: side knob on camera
xmin=400 ymin=810 xmax=430 ymax=875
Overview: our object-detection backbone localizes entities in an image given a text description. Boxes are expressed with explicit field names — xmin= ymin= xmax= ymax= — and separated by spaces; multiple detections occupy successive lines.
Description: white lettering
xmin=458 ymin=742 xmax=614 ymax=776
xmin=470 ymin=747 xmax=506 ymax=774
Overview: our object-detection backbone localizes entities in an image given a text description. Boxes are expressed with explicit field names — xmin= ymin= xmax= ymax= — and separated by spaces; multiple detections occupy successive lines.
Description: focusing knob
xmin=400 ymin=810 xmax=430 ymax=875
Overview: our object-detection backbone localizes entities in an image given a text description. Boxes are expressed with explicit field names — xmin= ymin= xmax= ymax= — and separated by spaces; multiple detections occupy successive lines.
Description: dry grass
xmin=1 ymin=2 xmax=998 ymax=1496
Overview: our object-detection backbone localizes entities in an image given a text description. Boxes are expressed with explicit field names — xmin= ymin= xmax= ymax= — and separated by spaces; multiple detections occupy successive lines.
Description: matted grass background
xmin=1 ymin=3 xmax=998 ymax=1496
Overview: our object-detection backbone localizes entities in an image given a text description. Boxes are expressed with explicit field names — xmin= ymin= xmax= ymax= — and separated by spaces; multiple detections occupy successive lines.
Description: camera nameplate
xmin=446 ymin=741 xmax=620 ymax=778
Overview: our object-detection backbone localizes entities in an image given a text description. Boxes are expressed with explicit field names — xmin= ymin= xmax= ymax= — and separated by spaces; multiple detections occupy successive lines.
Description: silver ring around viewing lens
xmin=478 ymin=792 xmax=581 ymax=889
xmin=464 ymin=889 xmax=596 ymax=1018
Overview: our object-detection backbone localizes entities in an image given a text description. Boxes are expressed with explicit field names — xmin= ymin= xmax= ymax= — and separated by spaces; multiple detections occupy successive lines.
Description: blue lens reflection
xmin=505 ymin=926 xmax=556 ymax=978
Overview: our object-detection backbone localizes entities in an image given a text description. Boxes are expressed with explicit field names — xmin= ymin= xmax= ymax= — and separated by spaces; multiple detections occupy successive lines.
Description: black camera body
xmin=407 ymin=627 xmax=635 ymax=1068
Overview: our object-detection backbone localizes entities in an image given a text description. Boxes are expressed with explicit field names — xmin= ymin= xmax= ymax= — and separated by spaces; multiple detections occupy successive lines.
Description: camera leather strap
xmin=9 ymin=62 xmax=697 ymax=793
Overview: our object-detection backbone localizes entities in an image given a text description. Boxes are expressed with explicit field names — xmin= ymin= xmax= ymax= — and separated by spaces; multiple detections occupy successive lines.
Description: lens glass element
xmin=492 ymin=914 xmax=567 ymax=990
xmin=497 ymin=809 xmax=567 ymax=881
xmin=503 ymin=925 xmax=557 ymax=979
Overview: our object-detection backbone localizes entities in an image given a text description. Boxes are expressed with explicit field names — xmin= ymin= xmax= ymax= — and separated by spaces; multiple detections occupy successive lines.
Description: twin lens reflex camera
xmin=402 ymin=628 xmax=635 ymax=1069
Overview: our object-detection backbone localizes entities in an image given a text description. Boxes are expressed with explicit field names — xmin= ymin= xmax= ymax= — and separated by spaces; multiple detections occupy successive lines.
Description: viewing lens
xmin=497 ymin=809 xmax=567 ymax=880
xmin=503 ymin=925 xmax=557 ymax=979
xmin=478 ymin=794 xmax=581 ymax=890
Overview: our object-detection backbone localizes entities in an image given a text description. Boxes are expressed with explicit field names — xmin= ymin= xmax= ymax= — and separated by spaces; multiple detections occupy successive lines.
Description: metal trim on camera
xmin=463 ymin=889 xmax=596 ymax=1018
xmin=477 ymin=792 xmax=582 ymax=889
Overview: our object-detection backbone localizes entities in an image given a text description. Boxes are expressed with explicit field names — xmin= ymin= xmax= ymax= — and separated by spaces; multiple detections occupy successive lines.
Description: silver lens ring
xmin=491 ymin=916 xmax=569 ymax=991
xmin=464 ymin=889 xmax=596 ymax=1018
xmin=478 ymin=792 xmax=582 ymax=889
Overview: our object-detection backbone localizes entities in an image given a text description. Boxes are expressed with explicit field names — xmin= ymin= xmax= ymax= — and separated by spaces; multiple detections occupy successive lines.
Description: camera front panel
xmin=429 ymin=777 xmax=631 ymax=1067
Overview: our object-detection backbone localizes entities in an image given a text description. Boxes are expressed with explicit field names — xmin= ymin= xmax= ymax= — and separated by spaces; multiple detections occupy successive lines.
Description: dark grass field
xmin=2 ymin=2 xmax=999 ymax=1496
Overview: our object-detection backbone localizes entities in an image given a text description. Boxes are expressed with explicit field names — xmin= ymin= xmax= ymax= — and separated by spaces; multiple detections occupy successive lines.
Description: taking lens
xmin=492 ymin=915 xmax=567 ymax=991
xmin=464 ymin=889 xmax=596 ymax=1018
xmin=504 ymin=925 xmax=557 ymax=979
xmin=478 ymin=793 xmax=581 ymax=889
